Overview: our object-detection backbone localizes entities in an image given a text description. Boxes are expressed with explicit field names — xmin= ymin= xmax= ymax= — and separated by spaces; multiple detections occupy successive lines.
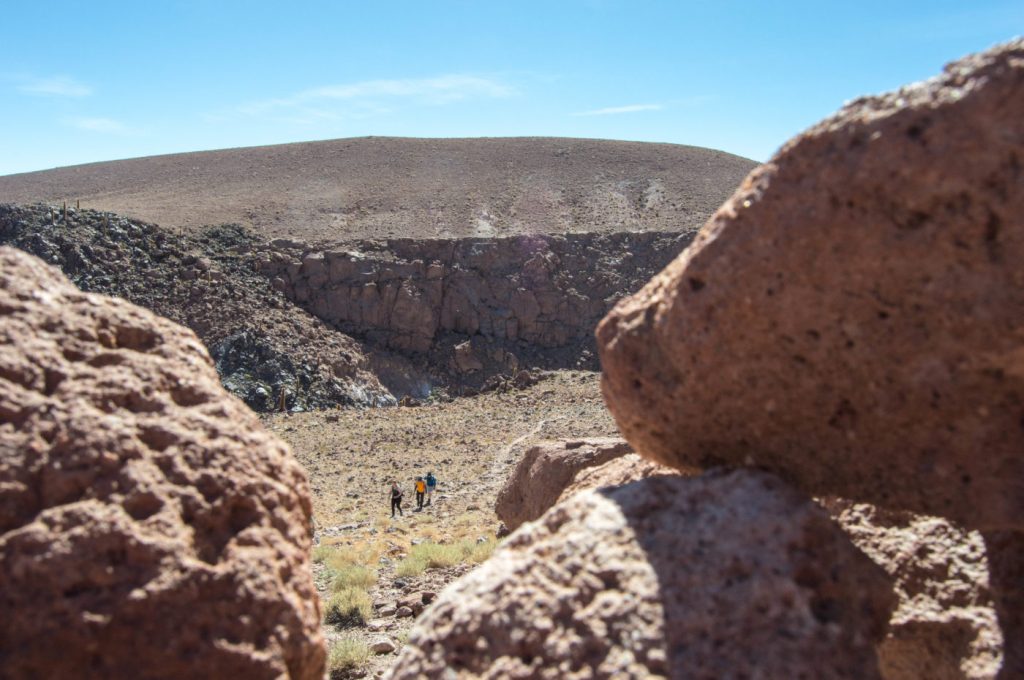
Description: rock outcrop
xmin=598 ymin=40 xmax=1024 ymax=531
xmin=494 ymin=437 xmax=634 ymax=531
xmin=257 ymin=231 xmax=692 ymax=365
xmin=390 ymin=471 xmax=895 ymax=679
xmin=0 ymin=247 xmax=325 ymax=678
xmin=0 ymin=204 xmax=395 ymax=410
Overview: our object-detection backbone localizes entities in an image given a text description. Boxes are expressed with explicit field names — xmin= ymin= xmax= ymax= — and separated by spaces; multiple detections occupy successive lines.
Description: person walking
xmin=424 ymin=471 xmax=437 ymax=507
xmin=390 ymin=481 xmax=404 ymax=518
xmin=414 ymin=476 xmax=426 ymax=510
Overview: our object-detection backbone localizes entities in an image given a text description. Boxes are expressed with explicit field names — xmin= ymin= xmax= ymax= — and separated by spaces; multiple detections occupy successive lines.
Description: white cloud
xmin=573 ymin=103 xmax=664 ymax=116
xmin=68 ymin=117 xmax=128 ymax=133
xmin=237 ymin=74 xmax=516 ymax=117
xmin=19 ymin=76 xmax=92 ymax=97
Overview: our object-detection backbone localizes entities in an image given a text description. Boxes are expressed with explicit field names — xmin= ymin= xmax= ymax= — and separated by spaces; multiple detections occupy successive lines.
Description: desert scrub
xmin=329 ymin=562 xmax=376 ymax=591
xmin=328 ymin=637 xmax=371 ymax=679
xmin=316 ymin=545 xmax=379 ymax=591
xmin=395 ymin=538 xmax=498 ymax=577
xmin=324 ymin=587 xmax=372 ymax=628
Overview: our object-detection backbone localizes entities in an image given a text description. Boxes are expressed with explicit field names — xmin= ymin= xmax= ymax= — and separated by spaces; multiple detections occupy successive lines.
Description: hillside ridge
xmin=0 ymin=136 xmax=756 ymax=242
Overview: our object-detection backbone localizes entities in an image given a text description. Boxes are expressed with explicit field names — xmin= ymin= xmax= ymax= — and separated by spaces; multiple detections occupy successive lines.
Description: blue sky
xmin=1 ymin=1 xmax=1020 ymax=176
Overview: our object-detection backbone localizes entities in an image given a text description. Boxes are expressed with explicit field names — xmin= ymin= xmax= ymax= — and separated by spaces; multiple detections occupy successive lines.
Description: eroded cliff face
xmin=256 ymin=231 xmax=693 ymax=379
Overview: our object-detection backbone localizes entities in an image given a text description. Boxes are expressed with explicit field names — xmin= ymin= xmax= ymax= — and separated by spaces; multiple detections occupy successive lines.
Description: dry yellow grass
xmin=328 ymin=636 xmax=371 ymax=677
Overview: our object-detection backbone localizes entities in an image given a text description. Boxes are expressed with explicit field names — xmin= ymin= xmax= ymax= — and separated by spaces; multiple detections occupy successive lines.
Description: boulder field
xmin=0 ymin=247 xmax=325 ymax=678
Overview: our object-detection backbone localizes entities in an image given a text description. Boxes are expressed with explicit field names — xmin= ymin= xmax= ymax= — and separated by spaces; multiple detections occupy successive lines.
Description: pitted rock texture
xmin=598 ymin=40 xmax=1024 ymax=530
xmin=558 ymin=453 xmax=679 ymax=505
xmin=824 ymin=500 xmax=1002 ymax=680
xmin=494 ymin=437 xmax=633 ymax=531
xmin=0 ymin=247 xmax=325 ymax=678
xmin=389 ymin=471 xmax=895 ymax=679
xmin=257 ymin=232 xmax=692 ymax=359
xmin=501 ymin=443 xmax=1002 ymax=679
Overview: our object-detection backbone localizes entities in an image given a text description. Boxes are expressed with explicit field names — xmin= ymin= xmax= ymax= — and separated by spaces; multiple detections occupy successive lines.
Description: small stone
xmin=395 ymin=606 xmax=414 ymax=618
xmin=370 ymin=638 xmax=396 ymax=654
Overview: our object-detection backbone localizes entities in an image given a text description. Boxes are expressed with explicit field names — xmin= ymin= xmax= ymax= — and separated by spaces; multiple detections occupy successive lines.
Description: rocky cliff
xmin=256 ymin=231 xmax=693 ymax=379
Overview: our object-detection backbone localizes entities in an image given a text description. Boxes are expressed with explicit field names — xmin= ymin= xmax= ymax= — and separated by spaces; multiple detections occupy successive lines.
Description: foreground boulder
xmin=391 ymin=471 xmax=894 ymax=679
xmin=525 ymin=440 xmax=1003 ymax=678
xmin=0 ymin=248 xmax=325 ymax=678
xmin=598 ymin=40 xmax=1024 ymax=531
xmin=494 ymin=437 xmax=634 ymax=531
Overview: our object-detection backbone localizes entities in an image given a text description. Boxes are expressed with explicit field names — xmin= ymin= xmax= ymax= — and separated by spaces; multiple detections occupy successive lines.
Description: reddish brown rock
xmin=0 ymin=247 xmax=325 ymax=678
xmin=494 ymin=437 xmax=634 ymax=531
xmin=598 ymin=40 xmax=1024 ymax=531
xmin=982 ymin=531 xmax=1024 ymax=679
xmin=558 ymin=453 xmax=679 ymax=505
xmin=824 ymin=500 xmax=1002 ymax=679
xmin=389 ymin=471 xmax=894 ymax=679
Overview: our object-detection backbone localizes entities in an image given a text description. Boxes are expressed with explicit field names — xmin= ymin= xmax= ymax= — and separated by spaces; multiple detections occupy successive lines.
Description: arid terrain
xmin=0 ymin=137 xmax=755 ymax=242
xmin=267 ymin=371 xmax=614 ymax=677
xmin=0 ymin=136 xmax=755 ymax=678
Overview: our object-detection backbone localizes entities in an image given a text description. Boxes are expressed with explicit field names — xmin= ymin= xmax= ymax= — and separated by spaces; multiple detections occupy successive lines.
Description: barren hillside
xmin=0 ymin=137 xmax=756 ymax=242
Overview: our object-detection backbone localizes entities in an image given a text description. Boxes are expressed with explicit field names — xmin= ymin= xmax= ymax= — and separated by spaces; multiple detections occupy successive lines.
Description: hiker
xmin=425 ymin=471 xmax=437 ymax=506
xmin=389 ymin=481 xmax=404 ymax=518
xmin=414 ymin=476 xmax=426 ymax=510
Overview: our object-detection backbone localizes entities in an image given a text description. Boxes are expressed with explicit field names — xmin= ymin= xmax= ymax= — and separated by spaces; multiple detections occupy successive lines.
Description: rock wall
xmin=256 ymin=231 xmax=693 ymax=368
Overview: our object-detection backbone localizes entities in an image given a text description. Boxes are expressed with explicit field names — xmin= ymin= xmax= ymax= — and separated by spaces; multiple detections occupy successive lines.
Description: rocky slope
xmin=0 ymin=204 xmax=395 ymax=411
xmin=0 ymin=137 xmax=757 ymax=242
xmin=0 ymin=203 xmax=702 ymax=406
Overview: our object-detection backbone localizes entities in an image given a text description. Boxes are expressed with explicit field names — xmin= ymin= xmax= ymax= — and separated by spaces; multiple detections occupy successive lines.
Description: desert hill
xmin=0 ymin=137 xmax=756 ymax=241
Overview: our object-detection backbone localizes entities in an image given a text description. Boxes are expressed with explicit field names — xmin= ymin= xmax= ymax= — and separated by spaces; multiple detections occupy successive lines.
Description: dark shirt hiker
xmin=390 ymin=482 xmax=404 ymax=518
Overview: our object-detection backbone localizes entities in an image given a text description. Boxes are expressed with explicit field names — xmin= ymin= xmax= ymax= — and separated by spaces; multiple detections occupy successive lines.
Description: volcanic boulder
xmin=494 ymin=437 xmax=634 ymax=531
xmin=390 ymin=471 xmax=894 ymax=679
xmin=500 ymin=445 xmax=1002 ymax=679
xmin=824 ymin=500 xmax=1002 ymax=679
xmin=597 ymin=39 xmax=1024 ymax=531
xmin=0 ymin=247 xmax=325 ymax=678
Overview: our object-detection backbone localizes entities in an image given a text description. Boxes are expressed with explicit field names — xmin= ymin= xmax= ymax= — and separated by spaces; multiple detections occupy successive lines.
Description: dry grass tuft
xmin=395 ymin=538 xmax=498 ymax=577
xmin=324 ymin=588 xmax=373 ymax=628
xmin=328 ymin=636 xmax=371 ymax=678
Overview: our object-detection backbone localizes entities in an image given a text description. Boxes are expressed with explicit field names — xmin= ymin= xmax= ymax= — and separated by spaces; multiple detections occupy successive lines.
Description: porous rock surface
xmin=557 ymin=452 xmax=679 ymax=504
xmin=502 ymin=443 xmax=1004 ymax=679
xmin=598 ymin=39 xmax=1024 ymax=530
xmin=389 ymin=471 xmax=894 ymax=679
xmin=0 ymin=247 xmax=325 ymax=678
xmin=494 ymin=437 xmax=633 ymax=531
xmin=823 ymin=500 xmax=1002 ymax=680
